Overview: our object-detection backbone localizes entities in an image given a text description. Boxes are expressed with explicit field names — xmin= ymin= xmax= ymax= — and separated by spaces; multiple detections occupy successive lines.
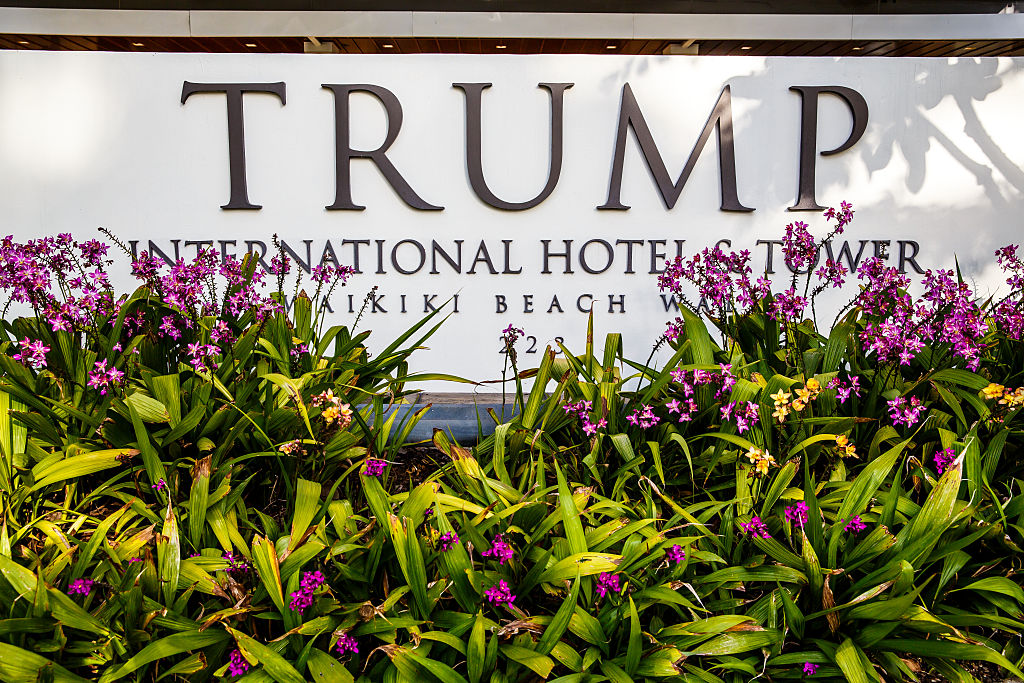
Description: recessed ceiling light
xmin=740 ymin=45 xmax=751 ymax=50
xmin=245 ymin=43 xmax=257 ymax=47
xmin=496 ymin=44 xmax=507 ymax=49
xmin=852 ymin=46 xmax=862 ymax=50
xmin=382 ymin=43 xmax=393 ymax=48
xmin=18 ymin=40 xmax=29 ymax=45
xmin=963 ymin=46 xmax=973 ymax=50
xmin=132 ymin=42 xmax=144 ymax=47
xmin=606 ymin=44 xmax=617 ymax=49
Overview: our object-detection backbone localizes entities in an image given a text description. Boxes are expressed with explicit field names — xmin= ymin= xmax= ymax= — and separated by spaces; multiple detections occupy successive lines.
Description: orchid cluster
xmin=768 ymin=287 xmax=809 ymax=322
xmin=563 ymin=399 xmax=607 ymax=436
xmin=0 ymin=233 xmax=118 ymax=332
xmin=770 ymin=378 xmax=822 ymax=423
xmin=595 ymin=572 xmax=621 ymax=599
xmin=362 ymin=458 xmax=388 ymax=477
xmin=658 ymin=245 xmax=770 ymax=319
xmin=129 ymin=247 xmax=287 ymax=376
xmin=856 ymin=259 xmax=987 ymax=370
xmin=501 ymin=324 xmax=526 ymax=367
xmin=87 ymin=359 xmax=126 ymax=396
xmin=11 ymin=337 xmax=48 ymax=370
xmin=626 ymin=403 xmax=661 ymax=429
xmin=740 ymin=516 xmax=771 ymax=539
xmin=814 ymin=257 xmax=848 ymax=289
xmin=185 ymin=342 xmax=221 ymax=374
xmin=222 ymin=552 xmax=251 ymax=579
xmin=67 ymin=578 xmax=95 ymax=597
xmin=842 ymin=515 xmax=867 ymax=533
xmin=745 ymin=446 xmax=776 ymax=477
xmin=278 ymin=440 xmax=305 ymax=456
xmin=835 ymin=433 xmax=857 ymax=458
xmin=438 ymin=531 xmax=460 ymax=551
xmin=131 ymin=247 xmax=282 ymax=323
xmin=666 ymin=544 xmax=686 ymax=564
xmin=993 ymin=245 xmax=1024 ymax=338
xmin=933 ymin=447 xmax=956 ymax=475
xmin=657 ymin=204 xmax=853 ymax=331
xmin=720 ymin=400 xmax=760 ymax=434
xmin=663 ymin=316 xmax=686 ymax=343
xmin=782 ymin=221 xmax=818 ymax=273
xmin=807 ymin=202 xmax=855 ymax=295
xmin=676 ymin=364 xmax=737 ymax=400
xmin=312 ymin=390 xmax=354 ymax=429
xmin=334 ymin=632 xmax=359 ymax=657
xmin=289 ymin=570 xmax=326 ymax=614
xmin=227 ymin=649 xmax=250 ymax=677
xmin=784 ymin=501 xmax=809 ymax=526
xmin=664 ymin=397 xmax=699 ymax=422
xmin=887 ymin=395 xmax=925 ymax=428
xmin=774 ymin=205 xmax=856 ymax=318
xmin=311 ymin=263 xmax=356 ymax=285
xmin=482 ymin=534 xmax=514 ymax=565
xmin=501 ymin=324 xmax=525 ymax=346
xmin=823 ymin=201 xmax=855 ymax=231
xmin=485 ymin=580 xmax=515 ymax=606
xmin=982 ymin=382 xmax=1024 ymax=409
xmin=665 ymin=364 xmax=737 ymax=422
xmin=828 ymin=375 xmax=863 ymax=404
xmin=0 ymin=233 xmax=362 ymax=396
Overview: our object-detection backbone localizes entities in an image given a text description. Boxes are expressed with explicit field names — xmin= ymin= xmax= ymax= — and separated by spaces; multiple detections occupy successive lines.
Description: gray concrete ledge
xmin=382 ymin=393 xmax=520 ymax=445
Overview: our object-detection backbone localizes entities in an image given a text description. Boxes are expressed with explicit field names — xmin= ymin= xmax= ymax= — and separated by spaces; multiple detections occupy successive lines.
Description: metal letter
xmin=453 ymin=82 xmax=573 ymax=210
xmin=789 ymin=86 xmax=869 ymax=211
xmin=181 ymin=81 xmax=286 ymax=210
xmin=322 ymin=84 xmax=443 ymax=211
xmin=599 ymin=84 xmax=752 ymax=212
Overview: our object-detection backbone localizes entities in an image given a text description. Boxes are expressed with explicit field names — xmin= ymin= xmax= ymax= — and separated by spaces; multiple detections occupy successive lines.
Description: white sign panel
xmin=1 ymin=52 xmax=1023 ymax=386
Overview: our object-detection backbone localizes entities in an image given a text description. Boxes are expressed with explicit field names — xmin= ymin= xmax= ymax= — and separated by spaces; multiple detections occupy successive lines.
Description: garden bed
xmin=1 ymin=211 xmax=1023 ymax=682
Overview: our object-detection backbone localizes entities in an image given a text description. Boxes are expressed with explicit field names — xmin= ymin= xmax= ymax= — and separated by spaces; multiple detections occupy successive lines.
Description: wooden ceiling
xmin=2 ymin=33 xmax=1023 ymax=56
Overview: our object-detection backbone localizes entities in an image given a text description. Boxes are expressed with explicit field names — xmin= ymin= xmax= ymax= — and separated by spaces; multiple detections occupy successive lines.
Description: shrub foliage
xmin=1 ymin=212 xmax=1023 ymax=683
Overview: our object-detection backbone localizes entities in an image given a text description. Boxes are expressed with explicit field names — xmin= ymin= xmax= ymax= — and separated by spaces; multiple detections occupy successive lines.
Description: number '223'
xmin=498 ymin=336 xmax=564 ymax=354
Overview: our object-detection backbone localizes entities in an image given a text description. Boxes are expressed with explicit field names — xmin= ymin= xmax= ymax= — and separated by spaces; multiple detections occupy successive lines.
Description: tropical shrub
xmin=0 ymin=233 xmax=444 ymax=681
xmin=1 ymin=206 xmax=1024 ymax=683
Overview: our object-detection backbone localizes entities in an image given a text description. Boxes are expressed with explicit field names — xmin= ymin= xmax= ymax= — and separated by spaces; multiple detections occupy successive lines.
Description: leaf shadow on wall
xmin=862 ymin=57 xmax=1024 ymax=211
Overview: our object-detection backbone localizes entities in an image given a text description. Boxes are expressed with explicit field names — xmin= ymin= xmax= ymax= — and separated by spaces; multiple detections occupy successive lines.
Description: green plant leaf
xmin=555 ymin=460 xmax=587 ymax=556
xmin=835 ymin=638 xmax=872 ymax=683
xmin=625 ymin=596 xmax=642 ymax=676
xmin=468 ymin=612 xmax=487 ymax=683
xmin=30 ymin=448 xmax=139 ymax=491
xmin=877 ymin=639 xmax=1024 ymax=680
xmin=0 ymin=642 xmax=91 ymax=683
xmin=538 ymin=553 xmax=621 ymax=584
xmin=679 ymin=631 xmax=782 ymax=656
xmin=537 ymin=570 xmax=581 ymax=656
xmin=227 ymin=627 xmax=306 ymax=683
xmin=251 ymin=536 xmax=284 ymax=612
xmin=305 ymin=648 xmax=355 ymax=683
xmin=289 ymin=478 xmax=322 ymax=550
xmin=99 ymin=631 xmax=228 ymax=683
xmin=120 ymin=392 xmax=171 ymax=423
xmin=0 ymin=554 xmax=114 ymax=638
xmin=157 ymin=502 xmax=180 ymax=607
xmin=501 ymin=645 xmax=555 ymax=679
xmin=955 ymin=577 xmax=1024 ymax=605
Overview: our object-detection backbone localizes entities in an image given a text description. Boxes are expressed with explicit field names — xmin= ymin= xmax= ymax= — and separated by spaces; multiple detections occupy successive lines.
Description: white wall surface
xmin=1 ymin=52 xmax=1022 ymax=387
